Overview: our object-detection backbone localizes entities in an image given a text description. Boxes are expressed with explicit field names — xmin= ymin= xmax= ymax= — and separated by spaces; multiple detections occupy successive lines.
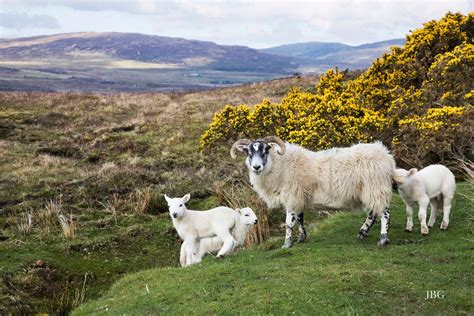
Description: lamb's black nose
xmin=253 ymin=165 xmax=262 ymax=172
xmin=254 ymin=219 xmax=258 ymax=224
xmin=172 ymin=213 xmax=178 ymax=218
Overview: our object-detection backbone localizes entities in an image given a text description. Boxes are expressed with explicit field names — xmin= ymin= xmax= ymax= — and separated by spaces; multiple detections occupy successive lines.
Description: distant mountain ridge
xmin=0 ymin=32 xmax=405 ymax=92
xmin=260 ymin=38 xmax=405 ymax=71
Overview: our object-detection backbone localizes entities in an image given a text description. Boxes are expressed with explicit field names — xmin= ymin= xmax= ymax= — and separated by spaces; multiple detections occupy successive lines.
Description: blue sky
xmin=0 ymin=0 xmax=472 ymax=48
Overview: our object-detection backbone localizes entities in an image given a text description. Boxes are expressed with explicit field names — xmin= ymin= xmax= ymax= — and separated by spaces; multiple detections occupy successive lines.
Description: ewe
xmin=179 ymin=207 xmax=258 ymax=266
xmin=231 ymin=136 xmax=396 ymax=247
xmin=165 ymin=194 xmax=237 ymax=266
xmin=393 ymin=164 xmax=455 ymax=235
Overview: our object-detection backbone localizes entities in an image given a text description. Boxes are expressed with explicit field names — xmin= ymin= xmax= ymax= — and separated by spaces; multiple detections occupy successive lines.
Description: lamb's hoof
xmin=282 ymin=240 xmax=293 ymax=249
xmin=377 ymin=234 xmax=390 ymax=247
xmin=421 ymin=227 xmax=429 ymax=235
xmin=440 ymin=222 xmax=449 ymax=230
xmin=405 ymin=228 xmax=412 ymax=233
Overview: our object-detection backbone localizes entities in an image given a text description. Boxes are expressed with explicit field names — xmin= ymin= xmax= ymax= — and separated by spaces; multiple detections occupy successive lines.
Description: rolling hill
xmin=0 ymin=32 xmax=404 ymax=92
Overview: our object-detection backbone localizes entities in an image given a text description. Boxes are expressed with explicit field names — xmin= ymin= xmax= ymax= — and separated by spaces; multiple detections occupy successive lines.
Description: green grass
xmin=0 ymin=78 xmax=319 ymax=313
xmin=74 ymin=183 xmax=473 ymax=315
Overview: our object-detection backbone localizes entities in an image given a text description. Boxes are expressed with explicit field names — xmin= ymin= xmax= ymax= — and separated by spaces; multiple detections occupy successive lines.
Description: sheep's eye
xmin=245 ymin=214 xmax=250 ymax=216
xmin=179 ymin=204 xmax=183 ymax=207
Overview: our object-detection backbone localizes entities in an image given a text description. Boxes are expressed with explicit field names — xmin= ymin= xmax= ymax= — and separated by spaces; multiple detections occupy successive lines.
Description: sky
xmin=0 ymin=0 xmax=472 ymax=48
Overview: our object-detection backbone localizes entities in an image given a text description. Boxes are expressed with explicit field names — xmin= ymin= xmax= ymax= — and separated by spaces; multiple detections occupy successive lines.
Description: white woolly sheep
xmin=164 ymin=193 xmax=238 ymax=266
xmin=179 ymin=207 xmax=258 ymax=266
xmin=393 ymin=164 xmax=455 ymax=235
xmin=231 ymin=136 xmax=396 ymax=247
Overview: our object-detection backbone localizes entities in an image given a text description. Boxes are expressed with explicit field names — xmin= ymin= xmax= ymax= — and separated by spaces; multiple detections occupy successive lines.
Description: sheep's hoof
xmin=297 ymin=234 xmax=307 ymax=243
xmin=405 ymin=228 xmax=412 ymax=233
xmin=421 ymin=227 xmax=429 ymax=235
xmin=357 ymin=230 xmax=368 ymax=240
xmin=377 ymin=234 xmax=390 ymax=247
xmin=282 ymin=240 xmax=293 ymax=249
xmin=440 ymin=222 xmax=449 ymax=230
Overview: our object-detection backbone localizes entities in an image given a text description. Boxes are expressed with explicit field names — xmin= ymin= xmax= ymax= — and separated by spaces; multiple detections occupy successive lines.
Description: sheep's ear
xmin=164 ymin=194 xmax=171 ymax=203
xmin=235 ymin=208 xmax=241 ymax=214
xmin=408 ymin=168 xmax=418 ymax=176
xmin=182 ymin=194 xmax=191 ymax=204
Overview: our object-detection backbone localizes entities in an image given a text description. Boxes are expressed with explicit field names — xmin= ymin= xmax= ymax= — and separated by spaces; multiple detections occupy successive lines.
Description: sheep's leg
xmin=216 ymin=232 xmax=235 ymax=258
xmin=405 ymin=205 xmax=414 ymax=232
xmin=377 ymin=208 xmax=391 ymax=247
xmin=297 ymin=212 xmax=307 ymax=243
xmin=418 ymin=198 xmax=429 ymax=235
xmin=440 ymin=193 xmax=453 ymax=230
xmin=428 ymin=197 xmax=439 ymax=228
xmin=282 ymin=209 xmax=297 ymax=248
xmin=357 ymin=211 xmax=377 ymax=239
xmin=179 ymin=243 xmax=187 ymax=267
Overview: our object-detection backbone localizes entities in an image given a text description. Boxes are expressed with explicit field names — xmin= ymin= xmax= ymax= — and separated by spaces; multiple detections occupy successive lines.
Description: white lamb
xmin=393 ymin=164 xmax=456 ymax=235
xmin=165 ymin=193 xmax=238 ymax=266
xmin=179 ymin=207 xmax=258 ymax=267
xmin=231 ymin=136 xmax=396 ymax=247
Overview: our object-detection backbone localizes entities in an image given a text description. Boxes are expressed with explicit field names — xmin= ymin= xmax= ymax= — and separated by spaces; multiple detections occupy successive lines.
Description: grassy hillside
xmin=74 ymin=183 xmax=473 ymax=315
xmin=0 ymin=76 xmax=319 ymax=314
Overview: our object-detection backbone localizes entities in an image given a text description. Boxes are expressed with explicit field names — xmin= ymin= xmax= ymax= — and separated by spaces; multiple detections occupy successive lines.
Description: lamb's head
xmin=164 ymin=194 xmax=190 ymax=219
xmin=230 ymin=136 xmax=286 ymax=175
xmin=237 ymin=207 xmax=258 ymax=225
xmin=393 ymin=168 xmax=418 ymax=186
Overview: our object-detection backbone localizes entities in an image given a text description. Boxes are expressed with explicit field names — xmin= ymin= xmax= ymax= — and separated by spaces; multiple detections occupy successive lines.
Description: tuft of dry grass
xmin=16 ymin=212 xmax=33 ymax=235
xmin=58 ymin=214 xmax=76 ymax=239
xmin=37 ymin=198 xmax=62 ymax=235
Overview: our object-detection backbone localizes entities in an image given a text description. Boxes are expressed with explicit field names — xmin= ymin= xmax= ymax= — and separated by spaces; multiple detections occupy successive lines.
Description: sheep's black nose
xmin=254 ymin=219 xmax=258 ymax=224
xmin=253 ymin=165 xmax=262 ymax=172
xmin=172 ymin=213 xmax=178 ymax=218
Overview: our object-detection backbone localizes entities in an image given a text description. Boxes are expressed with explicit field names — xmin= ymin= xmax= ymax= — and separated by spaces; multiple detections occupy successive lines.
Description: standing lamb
xmin=179 ymin=207 xmax=258 ymax=266
xmin=393 ymin=165 xmax=456 ymax=235
xmin=165 ymin=194 xmax=238 ymax=266
xmin=231 ymin=136 xmax=396 ymax=248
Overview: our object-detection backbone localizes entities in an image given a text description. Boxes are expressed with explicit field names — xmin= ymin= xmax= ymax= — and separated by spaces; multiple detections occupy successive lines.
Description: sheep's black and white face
xmin=164 ymin=194 xmax=190 ymax=219
xmin=238 ymin=207 xmax=258 ymax=225
xmin=245 ymin=141 xmax=272 ymax=175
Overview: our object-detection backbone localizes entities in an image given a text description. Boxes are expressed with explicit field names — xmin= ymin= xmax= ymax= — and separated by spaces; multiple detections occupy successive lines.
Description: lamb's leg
xmin=297 ymin=212 xmax=307 ymax=243
xmin=428 ymin=197 xmax=439 ymax=228
xmin=405 ymin=205 xmax=414 ymax=232
xmin=282 ymin=209 xmax=297 ymax=248
xmin=217 ymin=234 xmax=235 ymax=258
xmin=441 ymin=193 xmax=453 ymax=230
xmin=418 ymin=198 xmax=429 ymax=235
xmin=358 ymin=211 xmax=377 ymax=239
xmin=179 ymin=243 xmax=187 ymax=267
xmin=192 ymin=240 xmax=202 ymax=264
xmin=377 ymin=208 xmax=391 ymax=247
xmin=183 ymin=240 xmax=195 ymax=266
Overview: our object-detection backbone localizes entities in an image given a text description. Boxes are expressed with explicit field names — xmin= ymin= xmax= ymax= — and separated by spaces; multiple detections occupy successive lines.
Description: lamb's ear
xmin=164 ymin=194 xmax=171 ymax=203
xmin=182 ymin=194 xmax=191 ymax=204
xmin=235 ymin=208 xmax=241 ymax=214
xmin=408 ymin=168 xmax=418 ymax=176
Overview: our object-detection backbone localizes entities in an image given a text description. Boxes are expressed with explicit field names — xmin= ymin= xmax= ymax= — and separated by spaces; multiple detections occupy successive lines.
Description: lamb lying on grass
xmin=165 ymin=193 xmax=246 ymax=266
xmin=393 ymin=165 xmax=455 ymax=235
xmin=179 ymin=207 xmax=258 ymax=267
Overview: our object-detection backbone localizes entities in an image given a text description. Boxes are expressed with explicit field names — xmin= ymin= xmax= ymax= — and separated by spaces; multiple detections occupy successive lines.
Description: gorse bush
xmin=201 ymin=12 xmax=473 ymax=168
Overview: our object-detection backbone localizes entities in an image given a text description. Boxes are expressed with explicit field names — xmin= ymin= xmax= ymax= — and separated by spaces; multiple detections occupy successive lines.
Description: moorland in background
xmin=0 ymin=32 xmax=402 ymax=92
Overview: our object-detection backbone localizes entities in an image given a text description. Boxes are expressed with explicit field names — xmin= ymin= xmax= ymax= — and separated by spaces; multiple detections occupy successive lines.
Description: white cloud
xmin=0 ymin=0 xmax=472 ymax=47
xmin=0 ymin=12 xmax=60 ymax=30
